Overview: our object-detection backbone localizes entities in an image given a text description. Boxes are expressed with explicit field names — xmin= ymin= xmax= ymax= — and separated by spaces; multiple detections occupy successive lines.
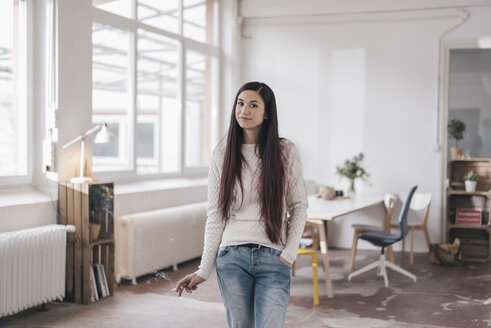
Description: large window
xmin=92 ymin=0 xmax=218 ymax=177
xmin=0 ymin=0 xmax=28 ymax=180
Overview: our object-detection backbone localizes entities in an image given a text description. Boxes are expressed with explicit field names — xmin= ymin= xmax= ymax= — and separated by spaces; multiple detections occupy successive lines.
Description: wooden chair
xmin=349 ymin=194 xmax=397 ymax=270
xmin=296 ymin=248 xmax=320 ymax=305
xmin=293 ymin=221 xmax=321 ymax=305
xmin=390 ymin=193 xmax=432 ymax=264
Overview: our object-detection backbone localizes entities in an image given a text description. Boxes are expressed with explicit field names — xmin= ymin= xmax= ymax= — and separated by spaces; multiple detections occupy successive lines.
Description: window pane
xmin=185 ymin=50 xmax=217 ymax=167
xmin=137 ymin=30 xmax=180 ymax=174
xmin=183 ymin=0 xmax=214 ymax=44
xmin=92 ymin=23 xmax=130 ymax=172
xmin=138 ymin=0 xmax=179 ymax=34
xmin=93 ymin=0 xmax=132 ymax=19
xmin=0 ymin=0 xmax=26 ymax=177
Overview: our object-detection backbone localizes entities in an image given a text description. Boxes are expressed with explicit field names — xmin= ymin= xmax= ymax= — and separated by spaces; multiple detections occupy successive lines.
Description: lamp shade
xmin=94 ymin=122 xmax=114 ymax=144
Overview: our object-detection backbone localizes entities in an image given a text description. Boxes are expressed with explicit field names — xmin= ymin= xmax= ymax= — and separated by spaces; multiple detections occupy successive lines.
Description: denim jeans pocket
xmin=217 ymin=246 xmax=234 ymax=259
xmin=273 ymin=251 xmax=291 ymax=271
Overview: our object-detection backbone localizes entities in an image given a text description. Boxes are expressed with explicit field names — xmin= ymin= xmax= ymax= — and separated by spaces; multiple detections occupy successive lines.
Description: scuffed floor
xmin=1 ymin=249 xmax=490 ymax=328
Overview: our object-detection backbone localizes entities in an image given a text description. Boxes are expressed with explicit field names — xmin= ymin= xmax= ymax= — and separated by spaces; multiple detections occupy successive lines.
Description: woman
xmin=176 ymin=81 xmax=308 ymax=328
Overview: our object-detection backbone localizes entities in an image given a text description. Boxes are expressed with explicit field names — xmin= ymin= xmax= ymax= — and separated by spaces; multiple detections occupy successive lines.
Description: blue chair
xmin=347 ymin=186 xmax=418 ymax=287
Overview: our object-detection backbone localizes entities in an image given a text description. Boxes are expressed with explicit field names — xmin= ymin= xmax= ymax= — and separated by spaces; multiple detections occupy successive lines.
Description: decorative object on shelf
xmin=335 ymin=153 xmax=370 ymax=195
xmin=318 ymin=185 xmax=336 ymax=200
xmin=463 ymin=170 xmax=478 ymax=192
xmin=62 ymin=122 xmax=114 ymax=183
xmin=448 ymin=118 xmax=466 ymax=159
xmin=90 ymin=223 xmax=101 ymax=242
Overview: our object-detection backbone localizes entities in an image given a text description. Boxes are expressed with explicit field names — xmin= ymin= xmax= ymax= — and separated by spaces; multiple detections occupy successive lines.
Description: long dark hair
xmin=218 ymin=81 xmax=286 ymax=244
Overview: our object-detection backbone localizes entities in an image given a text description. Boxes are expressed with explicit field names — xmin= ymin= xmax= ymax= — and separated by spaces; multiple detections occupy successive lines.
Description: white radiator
xmin=116 ymin=202 xmax=207 ymax=284
xmin=0 ymin=224 xmax=75 ymax=318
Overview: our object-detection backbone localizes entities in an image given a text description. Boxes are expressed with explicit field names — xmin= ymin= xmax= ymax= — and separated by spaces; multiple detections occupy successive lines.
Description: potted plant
xmin=448 ymin=118 xmax=466 ymax=159
xmin=336 ymin=153 xmax=370 ymax=195
xmin=463 ymin=170 xmax=478 ymax=192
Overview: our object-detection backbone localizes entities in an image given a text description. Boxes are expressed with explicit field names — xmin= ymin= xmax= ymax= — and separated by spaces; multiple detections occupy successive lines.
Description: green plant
xmin=463 ymin=170 xmax=478 ymax=182
xmin=336 ymin=153 xmax=370 ymax=193
xmin=448 ymin=118 xmax=466 ymax=148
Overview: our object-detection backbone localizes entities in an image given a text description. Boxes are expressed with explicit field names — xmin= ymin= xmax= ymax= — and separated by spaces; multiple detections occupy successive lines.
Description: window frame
xmin=91 ymin=1 xmax=220 ymax=182
xmin=0 ymin=0 xmax=32 ymax=186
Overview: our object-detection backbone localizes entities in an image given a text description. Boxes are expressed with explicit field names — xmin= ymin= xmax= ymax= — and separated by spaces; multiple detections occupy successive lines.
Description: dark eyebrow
xmin=238 ymin=98 xmax=260 ymax=103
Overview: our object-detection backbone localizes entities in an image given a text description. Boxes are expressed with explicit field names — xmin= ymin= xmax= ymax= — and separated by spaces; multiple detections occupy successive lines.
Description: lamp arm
xmin=62 ymin=124 xmax=102 ymax=150
xmin=62 ymin=134 xmax=82 ymax=150
xmin=84 ymin=124 xmax=102 ymax=138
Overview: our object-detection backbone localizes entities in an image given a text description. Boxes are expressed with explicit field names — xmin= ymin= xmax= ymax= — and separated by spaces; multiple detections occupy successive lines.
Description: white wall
xmin=239 ymin=0 xmax=491 ymax=250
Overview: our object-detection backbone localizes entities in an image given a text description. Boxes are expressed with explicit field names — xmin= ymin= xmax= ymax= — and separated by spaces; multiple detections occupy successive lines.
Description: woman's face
xmin=235 ymin=90 xmax=267 ymax=133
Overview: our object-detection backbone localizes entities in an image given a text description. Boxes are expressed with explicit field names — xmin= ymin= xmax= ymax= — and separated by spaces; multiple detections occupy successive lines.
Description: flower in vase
xmin=335 ymin=153 xmax=371 ymax=194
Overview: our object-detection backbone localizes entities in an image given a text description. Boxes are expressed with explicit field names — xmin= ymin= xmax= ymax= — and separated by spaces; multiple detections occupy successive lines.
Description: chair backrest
xmin=410 ymin=192 xmax=432 ymax=226
xmin=397 ymin=186 xmax=418 ymax=239
xmin=389 ymin=191 xmax=431 ymax=225
xmin=382 ymin=194 xmax=397 ymax=232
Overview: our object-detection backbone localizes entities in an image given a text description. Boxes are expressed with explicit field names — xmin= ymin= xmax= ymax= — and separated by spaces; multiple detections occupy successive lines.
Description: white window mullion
xmin=178 ymin=0 xmax=183 ymax=35
xmin=179 ymin=41 xmax=185 ymax=174
xmin=131 ymin=0 xmax=137 ymax=20
xmin=129 ymin=27 xmax=137 ymax=174
xmin=157 ymin=73 xmax=163 ymax=172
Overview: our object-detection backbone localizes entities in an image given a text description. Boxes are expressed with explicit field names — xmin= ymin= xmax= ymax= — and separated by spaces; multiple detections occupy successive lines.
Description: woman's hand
xmin=279 ymin=256 xmax=292 ymax=268
xmin=175 ymin=273 xmax=205 ymax=297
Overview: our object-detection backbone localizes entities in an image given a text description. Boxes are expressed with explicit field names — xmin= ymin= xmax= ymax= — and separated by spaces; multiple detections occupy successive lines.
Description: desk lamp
xmin=63 ymin=122 xmax=114 ymax=183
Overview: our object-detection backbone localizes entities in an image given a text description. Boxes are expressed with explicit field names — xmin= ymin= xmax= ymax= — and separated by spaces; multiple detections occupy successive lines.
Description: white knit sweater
xmin=196 ymin=139 xmax=308 ymax=280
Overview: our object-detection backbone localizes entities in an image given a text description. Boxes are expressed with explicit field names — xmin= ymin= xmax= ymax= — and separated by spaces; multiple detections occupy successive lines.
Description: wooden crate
xmin=449 ymin=227 xmax=491 ymax=262
xmin=448 ymin=159 xmax=491 ymax=191
xmin=59 ymin=181 xmax=114 ymax=304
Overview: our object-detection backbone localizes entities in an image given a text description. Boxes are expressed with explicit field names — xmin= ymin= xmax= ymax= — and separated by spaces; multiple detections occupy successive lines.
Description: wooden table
xmin=307 ymin=194 xmax=385 ymax=298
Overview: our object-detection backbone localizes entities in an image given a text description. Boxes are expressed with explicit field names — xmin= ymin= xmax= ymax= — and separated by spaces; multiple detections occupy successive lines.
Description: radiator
xmin=0 ymin=224 xmax=75 ymax=318
xmin=116 ymin=202 xmax=207 ymax=284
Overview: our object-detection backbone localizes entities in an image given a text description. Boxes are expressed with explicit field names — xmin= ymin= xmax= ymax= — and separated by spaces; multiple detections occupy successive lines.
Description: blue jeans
xmin=216 ymin=245 xmax=291 ymax=328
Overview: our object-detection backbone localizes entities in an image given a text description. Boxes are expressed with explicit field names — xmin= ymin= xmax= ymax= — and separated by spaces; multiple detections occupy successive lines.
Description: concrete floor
xmin=1 ymin=249 xmax=491 ymax=328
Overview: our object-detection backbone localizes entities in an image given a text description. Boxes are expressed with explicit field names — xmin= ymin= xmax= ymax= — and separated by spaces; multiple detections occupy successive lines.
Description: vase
xmin=465 ymin=180 xmax=477 ymax=192
xmin=349 ymin=179 xmax=356 ymax=195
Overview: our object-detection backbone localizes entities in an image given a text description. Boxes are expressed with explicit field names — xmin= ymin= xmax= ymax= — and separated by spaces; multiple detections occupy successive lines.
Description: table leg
xmin=311 ymin=220 xmax=333 ymax=298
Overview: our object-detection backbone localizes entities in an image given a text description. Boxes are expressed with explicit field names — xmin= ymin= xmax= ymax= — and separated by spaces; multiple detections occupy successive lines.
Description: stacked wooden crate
xmin=58 ymin=181 xmax=114 ymax=304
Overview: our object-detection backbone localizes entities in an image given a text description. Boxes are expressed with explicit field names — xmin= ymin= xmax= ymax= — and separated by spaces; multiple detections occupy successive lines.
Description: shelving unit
xmin=447 ymin=159 xmax=491 ymax=262
xmin=58 ymin=181 xmax=114 ymax=304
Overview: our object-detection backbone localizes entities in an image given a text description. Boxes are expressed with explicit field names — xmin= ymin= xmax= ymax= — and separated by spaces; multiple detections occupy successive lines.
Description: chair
xmin=349 ymin=194 xmax=397 ymax=270
xmin=292 ymin=221 xmax=320 ymax=305
xmin=347 ymin=186 xmax=418 ymax=287
xmin=390 ymin=193 xmax=432 ymax=264
xmin=296 ymin=248 xmax=320 ymax=305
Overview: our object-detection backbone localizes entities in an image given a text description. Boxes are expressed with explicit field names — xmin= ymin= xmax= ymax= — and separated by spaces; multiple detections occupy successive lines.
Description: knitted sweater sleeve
xmin=195 ymin=148 xmax=226 ymax=280
xmin=279 ymin=141 xmax=309 ymax=264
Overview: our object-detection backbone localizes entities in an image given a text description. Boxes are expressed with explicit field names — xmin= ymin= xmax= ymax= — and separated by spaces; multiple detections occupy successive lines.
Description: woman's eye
xmin=238 ymin=101 xmax=244 ymax=106
xmin=250 ymin=104 xmax=258 ymax=108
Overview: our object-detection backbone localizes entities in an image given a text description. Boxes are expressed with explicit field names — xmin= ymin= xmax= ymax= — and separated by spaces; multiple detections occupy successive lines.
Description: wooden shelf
xmin=448 ymin=224 xmax=490 ymax=230
xmin=90 ymin=238 xmax=114 ymax=247
xmin=450 ymin=158 xmax=491 ymax=163
xmin=448 ymin=190 xmax=491 ymax=196
xmin=59 ymin=181 xmax=114 ymax=304
xmin=447 ymin=159 xmax=491 ymax=262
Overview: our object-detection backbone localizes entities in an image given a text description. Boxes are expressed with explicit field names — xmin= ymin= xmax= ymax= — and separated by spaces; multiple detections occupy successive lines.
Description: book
xmin=99 ymin=263 xmax=109 ymax=297
xmin=89 ymin=265 xmax=99 ymax=302
xmin=92 ymin=263 xmax=106 ymax=298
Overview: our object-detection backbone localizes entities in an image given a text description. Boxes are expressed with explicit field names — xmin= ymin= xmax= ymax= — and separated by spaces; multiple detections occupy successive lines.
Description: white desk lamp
xmin=63 ymin=122 xmax=114 ymax=183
